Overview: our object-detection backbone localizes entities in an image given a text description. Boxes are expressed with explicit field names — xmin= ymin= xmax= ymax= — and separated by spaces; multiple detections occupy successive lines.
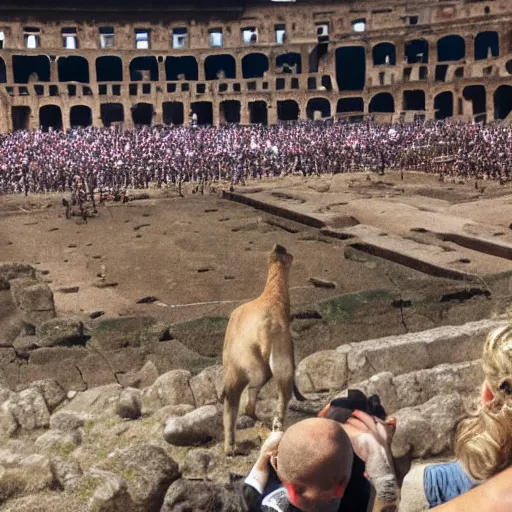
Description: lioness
xmin=222 ymin=244 xmax=305 ymax=455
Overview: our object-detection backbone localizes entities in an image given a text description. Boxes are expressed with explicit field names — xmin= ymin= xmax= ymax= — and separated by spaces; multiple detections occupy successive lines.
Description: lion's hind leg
xmin=245 ymin=359 xmax=272 ymax=420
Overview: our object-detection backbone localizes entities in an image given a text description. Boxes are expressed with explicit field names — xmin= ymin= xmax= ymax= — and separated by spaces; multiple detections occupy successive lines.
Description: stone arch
xmin=101 ymin=103 xmax=124 ymax=127
xmin=372 ymin=42 xmax=396 ymax=66
xmin=165 ymin=56 xmax=198 ymax=81
xmin=204 ymin=54 xmax=236 ymax=80
xmin=242 ymin=53 xmax=269 ymax=79
xmin=220 ymin=100 xmax=241 ymax=124
xmin=13 ymin=55 xmax=51 ymax=83
xmin=277 ymin=100 xmax=299 ymax=121
xmin=70 ymin=105 xmax=92 ymax=127
xmin=191 ymin=101 xmax=213 ymax=125
xmin=276 ymin=53 xmax=302 ymax=74
xmin=403 ymin=90 xmax=426 ymax=110
xmin=337 ymin=97 xmax=364 ymax=113
xmin=463 ymin=85 xmax=486 ymax=120
xmin=96 ymin=56 xmax=123 ymax=82
xmin=249 ymin=100 xmax=268 ymax=124
xmin=39 ymin=105 xmax=63 ymax=131
xmin=130 ymin=57 xmax=158 ymax=81
xmin=306 ymin=98 xmax=331 ymax=120
xmin=434 ymin=91 xmax=453 ymax=119
xmin=163 ymin=102 xmax=184 ymax=125
xmin=131 ymin=103 xmax=154 ymax=125
xmin=58 ymin=56 xmax=90 ymax=83
xmin=437 ymin=35 xmax=465 ymax=62
xmin=475 ymin=31 xmax=499 ymax=60
xmin=336 ymin=47 xmax=366 ymax=91
xmin=405 ymin=39 xmax=429 ymax=64
xmin=369 ymin=93 xmax=395 ymax=113
xmin=494 ymin=85 xmax=512 ymax=120
xmin=12 ymin=106 xmax=31 ymax=131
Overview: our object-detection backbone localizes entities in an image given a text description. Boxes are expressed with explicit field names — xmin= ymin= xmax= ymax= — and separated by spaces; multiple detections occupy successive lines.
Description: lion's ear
xmin=273 ymin=244 xmax=288 ymax=255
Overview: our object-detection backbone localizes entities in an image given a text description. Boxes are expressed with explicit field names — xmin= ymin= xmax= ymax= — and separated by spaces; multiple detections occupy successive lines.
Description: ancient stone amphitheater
xmin=0 ymin=0 xmax=511 ymax=132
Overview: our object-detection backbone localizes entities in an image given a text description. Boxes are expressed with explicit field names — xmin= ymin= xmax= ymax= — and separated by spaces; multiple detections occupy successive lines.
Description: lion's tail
xmin=293 ymin=380 xmax=306 ymax=402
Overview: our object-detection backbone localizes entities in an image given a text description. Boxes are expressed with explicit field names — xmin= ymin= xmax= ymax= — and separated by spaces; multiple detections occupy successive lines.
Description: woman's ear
xmin=481 ymin=380 xmax=494 ymax=404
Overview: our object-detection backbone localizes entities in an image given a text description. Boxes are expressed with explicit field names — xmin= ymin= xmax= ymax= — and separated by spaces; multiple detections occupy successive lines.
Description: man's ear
xmin=481 ymin=380 xmax=494 ymax=404
xmin=270 ymin=454 xmax=278 ymax=473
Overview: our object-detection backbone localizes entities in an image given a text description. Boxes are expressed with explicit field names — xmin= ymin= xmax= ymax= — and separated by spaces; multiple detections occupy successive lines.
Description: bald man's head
xmin=273 ymin=418 xmax=354 ymax=491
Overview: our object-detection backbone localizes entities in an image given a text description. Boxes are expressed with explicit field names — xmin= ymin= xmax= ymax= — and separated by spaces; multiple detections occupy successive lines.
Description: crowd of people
xmin=0 ymin=120 xmax=511 ymax=196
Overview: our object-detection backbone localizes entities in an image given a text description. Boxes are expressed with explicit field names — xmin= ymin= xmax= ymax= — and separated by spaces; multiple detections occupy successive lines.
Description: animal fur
xmin=222 ymin=244 xmax=304 ymax=455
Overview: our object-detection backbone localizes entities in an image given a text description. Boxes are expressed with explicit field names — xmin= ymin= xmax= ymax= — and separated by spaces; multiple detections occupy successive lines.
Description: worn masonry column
xmin=299 ymin=100 xmax=307 ymax=121
xmin=153 ymin=100 xmax=163 ymax=125
xmin=183 ymin=97 xmax=191 ymax=126
xmin=4 ymin=58 xmax=14 ymax=83
xmin=425 ymin=92 xmax=435 ymax=120
xmin=212 ymin=100 xmax=220 ymax=127
xmin=91 ymin=101 xmax=102 ymax=128
xmin=235 ymin=52 xmax=243 ymax=80
xmin=50 ymin=57 xmax=59 ymax=83
xmin=268 ymin=100 xmax=277 ymax=125
xmin=123 ymin=100 xmax=134 ymax=130
xmin=486 ymin=86 xmax=495 ymax=121
xmin=465 ymin=34 xmax=475 ymax=63
xmin=197 ymin=56 xmax=206 ymax=82
xmin=240 ymin=101 xmax=249 ymax=124
xmin=61 ymin=104 xmax=71 ymax=132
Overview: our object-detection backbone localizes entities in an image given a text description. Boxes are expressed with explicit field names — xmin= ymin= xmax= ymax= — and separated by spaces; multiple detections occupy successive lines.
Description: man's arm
xmin=435 ymin=467 xmax=512 ymax=512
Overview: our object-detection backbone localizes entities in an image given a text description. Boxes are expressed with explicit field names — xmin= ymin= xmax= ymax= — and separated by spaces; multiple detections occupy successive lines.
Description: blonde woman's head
xmin=455 ymin=323 xmax=512 ymax=481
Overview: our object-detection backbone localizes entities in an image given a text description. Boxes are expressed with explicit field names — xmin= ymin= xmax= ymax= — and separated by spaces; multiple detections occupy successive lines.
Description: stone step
xmin=295 ymin=317 xmax=504 ymax=393
xmin=323 ymin=224 xmax=507 ymax=280
xmin=333 ymin=359 xmax=482 ymax=415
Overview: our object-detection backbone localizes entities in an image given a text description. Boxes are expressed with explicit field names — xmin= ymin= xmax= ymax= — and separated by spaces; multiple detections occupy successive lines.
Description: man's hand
xmin=342 ymin=410 xmax=399 ymax=508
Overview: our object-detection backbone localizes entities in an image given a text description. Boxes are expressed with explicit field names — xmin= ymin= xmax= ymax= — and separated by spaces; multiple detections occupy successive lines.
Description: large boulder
xmin=143 ymin=370 xmax=195 ymax=412
xmin=1 ymin=387 xmax=51 ymax=436
xmin=296 ymin=350 xmax=348 ymax=393
xmin=117 ymin=361 xmax=159 ymax=389
xmin=51 ymin=456 xmax=83 ymax=492
xmin=96 ymin=444 xmax=180 ymax=512
xmin=180 ymin=449 xmax=218 ymax=480
xmin=34 ymin=429 xmax=81 ymax=454
xmin=89 ymin=316 xmax=169 ymax=351
xmin=0 ymin=263 xmax=35 ymax=290
xmin=161 ymin=478 xmax=245 ymax=512
xmin=392 ymin=393 xmax=466 ymax=459
xmin=17 ymin=379 xmax=66 ymax=412
xmin=0 ymin=452 xmax=55 ymax=504
xmin=9 ymin=278 xmax=55 ymax=325
xmin=115 ymin=388 xmax=142 ymax=420
xmin=36 ymin=317 xmax=91 ymax=348
xmin=58 ymin=384 xmax=122 ymax=419
xmin=164 ymin=405 xmax=223 ymax=446
xmin=88 ymin=469 xmax=133 ymax=512
xmin=189 ymin=365 xmax=223 ymax=407
xmin=49 ymin=411 xmax=88 ymax=432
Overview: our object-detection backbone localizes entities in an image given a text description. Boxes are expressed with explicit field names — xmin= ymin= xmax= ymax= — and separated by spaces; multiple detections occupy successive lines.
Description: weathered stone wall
xmin=0 ymin=0 xmax=511 ymax=132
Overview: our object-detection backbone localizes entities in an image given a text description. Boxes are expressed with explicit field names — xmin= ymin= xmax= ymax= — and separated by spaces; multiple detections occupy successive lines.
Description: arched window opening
xmin=335 ymin=47 xmax=366 ymax=91
xmin=277 ymin=100 xmax=299 ymax=122
xmin=165 ymin=56 xmax=198 ymax=81
xmin=96 ymin=56 xmax=123 ymax=82
xmin=242 ymin=53 xmax=269 ymax=79
xmin=373 ymin=43 xmax=396 ymax=66
xmin=204 ymin=55 xmax=236 ymax=80
xmin=437 ymin=35 xmax=465 ymax=62
xmin=130 ymin=57 xmax=158 ymax=81
xmin=434 ymin=91 xmax=453 ymax=119
xmin=307 ymin=98 xmax=331 ymax=120
xmin=39 ymin=105 xmax=63 ymax=131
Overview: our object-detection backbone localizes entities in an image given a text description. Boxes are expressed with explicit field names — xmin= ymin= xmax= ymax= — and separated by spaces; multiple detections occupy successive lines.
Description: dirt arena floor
xmin=2 ymin=170 xmax=512 ymax=338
